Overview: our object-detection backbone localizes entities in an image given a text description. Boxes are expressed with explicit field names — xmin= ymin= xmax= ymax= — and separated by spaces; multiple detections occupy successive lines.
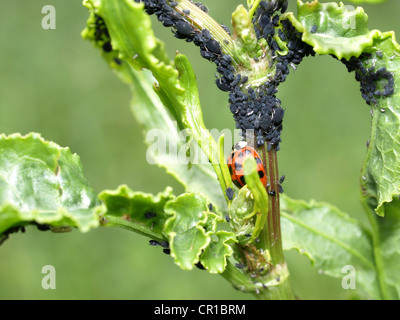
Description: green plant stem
xmin=248 ymin=0 xmax=262 ymax=19
xmin=173 ymin=0 xmax=290 ymax=298
xmin=221 ymin=260 xmax=294 ymax=300
xmin=361 ymin=198 xmax=389 ymax=300
xmin=257 ymin=142 xmax=285 ymax=264
xmin=236 ymin=139 xmax=292 ymax=300
xmin=269 ymin=149 xmax=284 ymax=264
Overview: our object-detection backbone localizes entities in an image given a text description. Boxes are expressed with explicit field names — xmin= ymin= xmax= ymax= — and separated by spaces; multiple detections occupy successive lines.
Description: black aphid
xmin=149 ymin=239 xmax=160 ymax=246
xmin=194 ymin=2 xmax=208 ymax=13
xmin=149 ymin=239 xmax=169 ymax=249
xmin=159 ymin=241 xmax=169 ymax=248
xmin=145 ymin=211 xmax=157 ymax=219
xmin=221 ymin=24 xmax=231 ymax=35
xmin=226 ymin=187 xmax=234 ymax=200
xmin=310 ymin=25 xmax=318 ymax=33
xmin=174 ymin=20 xmax=193 ymax=37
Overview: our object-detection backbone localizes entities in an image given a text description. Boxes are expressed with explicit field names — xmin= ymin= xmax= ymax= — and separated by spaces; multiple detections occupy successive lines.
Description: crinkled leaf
xmin=284 ymin=1 xmax=379 ymax=60
xmin=0 ymin=133 xmax=99 ymax=241
xmin=163 ymin=193 xmax=220 ymax=270
xmin=200 ymin=230 xmax=237 ymax=274
xmin=280 ymin=194 xmax=379 ymax=299
xmin=99 ymin=186 xmax=236 ymax=273
xmin=98 ymin=185 xmax=175 ymax=242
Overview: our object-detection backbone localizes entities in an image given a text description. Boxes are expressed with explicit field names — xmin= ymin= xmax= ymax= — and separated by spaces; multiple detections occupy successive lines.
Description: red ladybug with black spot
xmin=227 ymin=141 xmax=267 ymax=189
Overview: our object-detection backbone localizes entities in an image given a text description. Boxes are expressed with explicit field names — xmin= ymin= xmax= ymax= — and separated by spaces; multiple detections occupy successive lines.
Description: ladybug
xmin=227 ymin=141 xmax=267 ymax=189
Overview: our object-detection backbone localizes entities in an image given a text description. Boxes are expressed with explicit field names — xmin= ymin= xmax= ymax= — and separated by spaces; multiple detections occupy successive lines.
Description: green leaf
xmin=128 ymin=66 xmax=226 ymax=210
xmin=229 ymin=186 xmax=256 ymax=244
xmin=0 ymin=133 xmax=99 ymax=241
xmin=243 ymin=157 xmax=269 ymax=244
xmin=82 ymin=0 xmax=228 ymax=211
xmin=98 ymin=185 xmax=175 ymax=242
xmin=282 ymin=0 xmax=400 ymax=299
xmin=359 ymin=38 xmax=400 ymax=217
xmin=163 ymin=193 xmax=221 ymax=270
xmin=280 ymin=194 xmax=379 ymax=299
xmin=286 ymin=1 xmax=400 ymax=217
xmin=83 ymin=0 xmax=182 ymax=100
xmin=283 ymin=1 xmax=378 ymax=60
xmin=200 ymin=230 xmax=237 ymax=274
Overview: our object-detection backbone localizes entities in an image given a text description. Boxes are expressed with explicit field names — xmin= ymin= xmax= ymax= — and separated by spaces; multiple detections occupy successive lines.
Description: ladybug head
xmin=233 ymin=140 xmax=248 ymax=151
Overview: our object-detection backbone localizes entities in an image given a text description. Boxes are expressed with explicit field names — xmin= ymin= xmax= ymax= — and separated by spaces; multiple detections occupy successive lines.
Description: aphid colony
xmin=92 ymin=14 xmax=112 ymax=52
xmin=132 ymin=0 xmax=307 ymax=196
xmin=134 ymin=0 xmax=315 ymax=150
xmin=341 ymin=53 xmax=395 ymax=106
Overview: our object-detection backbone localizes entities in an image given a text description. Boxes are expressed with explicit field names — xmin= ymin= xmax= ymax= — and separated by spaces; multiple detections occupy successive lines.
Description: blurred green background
xmin=0 ymin=0 xmax=399 ymax=300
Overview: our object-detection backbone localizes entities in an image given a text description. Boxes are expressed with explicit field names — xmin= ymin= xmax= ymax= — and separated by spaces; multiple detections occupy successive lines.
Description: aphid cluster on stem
xmin=134 ymin=0 xmax=224 ymax=61
xmin=341 ymin=52 xmax=395 ymax=106
xmin=135 ymin=1 xmax=242 ymax=99
xmin=136 ymin=0 xmax=316 ymax=150
xmin=231 ymin=2 xmax=315 ymax=149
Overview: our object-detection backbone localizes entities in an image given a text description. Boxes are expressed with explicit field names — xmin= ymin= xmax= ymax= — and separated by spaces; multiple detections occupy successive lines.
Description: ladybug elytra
xmin=227 ymin=141 xmax=267 ymax=189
